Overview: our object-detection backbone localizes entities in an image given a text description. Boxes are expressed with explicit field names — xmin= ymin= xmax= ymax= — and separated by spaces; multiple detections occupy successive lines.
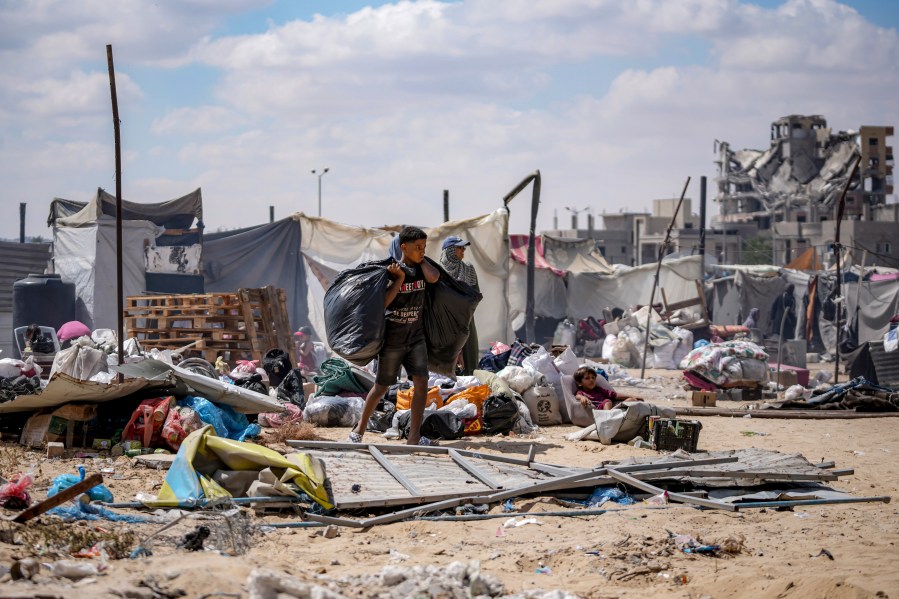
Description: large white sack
xmin=652 ymin=339 xmax=678 ymax=370
xmin=0 ymin=358 xmax=23 ymax=379
xmin=611 ymin=333 xmax=634 ymax=367
xmin=553 ymin=347 xmax=579 ymax=376
xmin=50 ymin=339 xmax=108 ymax=381
xmin=523 ymin=347 xmax=564 ymax=407
xmin=522 ymin=347 xmax=557 ymax=378
xmin=672 ymin=327 xmax=693 ymax=369
xmin=601 ymin=334 xmax=616 ymax=362
xmin=496 ymin=365 xmax=537 ymax=394
xmin=521 ymin=384 xmax=562 ymax=426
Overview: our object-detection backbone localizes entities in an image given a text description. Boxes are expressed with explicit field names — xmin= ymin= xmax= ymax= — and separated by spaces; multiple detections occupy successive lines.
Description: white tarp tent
xmin=53 ymin=217 xmax=162 ymax=329
xmin=566 ymin=256 xmax=704 ymax=319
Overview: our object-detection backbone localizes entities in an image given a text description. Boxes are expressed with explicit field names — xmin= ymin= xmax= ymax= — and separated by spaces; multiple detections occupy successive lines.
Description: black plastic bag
xmin=424 ymin=257 xmax=482 ymax=376
xmin=276 ymin=368 xmax=307 ymax=409
xmin=396 ymin=410 xmax=464 ymax=441
xmin=481 ymin=394 xmax=519 ymax=435
xmin=324 ymin=258 xmax=391 ymax=365
xmin=232 ymin=373 xmax=267 ymax=395
xmin=263 ymin=348 xmax=293 ymax=388
xmin=367 ymin=401 xmax=396 ymax=433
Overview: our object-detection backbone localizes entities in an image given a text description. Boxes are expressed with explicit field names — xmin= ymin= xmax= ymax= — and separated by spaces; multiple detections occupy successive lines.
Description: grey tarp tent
xmin=203 ymin=216 xmax=308 ymax=337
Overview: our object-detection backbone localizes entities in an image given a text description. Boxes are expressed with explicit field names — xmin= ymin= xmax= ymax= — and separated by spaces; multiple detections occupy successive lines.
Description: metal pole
xmin=833 ymin=156 xmax=861 ymax=385
xmin=698 ymin=176 xmax=706 ymax=263
xmin=443 ymin=189 xmax=449 ymax=222
xmin=269 ymin=205 xmax=274 ymax=223
xmin=640 ymin=176 xmax=691 ymax=380
xmin=19 ymin=203 xmax=25 ymax=243
xmin=106 ymin=44 xmax=124 ymax=383
xmin=502 ymin=171 xmax=542 ymax=343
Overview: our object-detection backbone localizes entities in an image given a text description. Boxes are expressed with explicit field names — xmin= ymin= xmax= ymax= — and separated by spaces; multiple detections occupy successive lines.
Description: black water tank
xmin=12 ymin=273 xmax=76 ymax=358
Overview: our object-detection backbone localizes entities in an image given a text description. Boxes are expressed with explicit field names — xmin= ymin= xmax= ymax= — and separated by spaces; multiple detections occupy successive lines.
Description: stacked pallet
xmin=124 ymin=286 xmax=297 ymax=365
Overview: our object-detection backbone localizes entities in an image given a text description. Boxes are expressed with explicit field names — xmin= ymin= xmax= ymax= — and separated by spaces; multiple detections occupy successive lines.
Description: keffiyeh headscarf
xmin=441 ymin=246 xmax=479 ymax=290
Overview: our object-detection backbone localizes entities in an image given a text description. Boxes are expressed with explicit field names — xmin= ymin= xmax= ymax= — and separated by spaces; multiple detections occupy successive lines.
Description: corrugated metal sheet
xmin=869 ymin=339 xmax=899 ymax=388
xmin=0 ymin=240 xmax=52 ymax=311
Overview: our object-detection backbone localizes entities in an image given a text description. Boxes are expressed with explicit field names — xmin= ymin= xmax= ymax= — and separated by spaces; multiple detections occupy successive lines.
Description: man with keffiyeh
xmin=440 ymin=236 xmax=480 ymax=375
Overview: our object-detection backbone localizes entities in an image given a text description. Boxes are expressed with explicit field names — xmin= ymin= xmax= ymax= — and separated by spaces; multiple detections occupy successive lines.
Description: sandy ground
xmin=1 ymin=364 xmax=898 ymax=598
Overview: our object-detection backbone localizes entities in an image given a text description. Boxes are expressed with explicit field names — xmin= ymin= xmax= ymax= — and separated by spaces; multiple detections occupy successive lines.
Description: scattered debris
xmin=178 ymin=525 xmax=210 ymax=551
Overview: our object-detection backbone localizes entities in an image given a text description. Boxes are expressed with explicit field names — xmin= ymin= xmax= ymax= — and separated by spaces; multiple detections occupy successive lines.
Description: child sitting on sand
xmin=574 ymin=365 xmax=642 ymax=410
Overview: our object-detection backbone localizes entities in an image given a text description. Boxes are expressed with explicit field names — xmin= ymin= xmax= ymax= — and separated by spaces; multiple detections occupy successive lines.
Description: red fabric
xmin=683 ymin=371 xmax=718 ymax=391
xmin=509 ymin=234 xmax=566 ymax=276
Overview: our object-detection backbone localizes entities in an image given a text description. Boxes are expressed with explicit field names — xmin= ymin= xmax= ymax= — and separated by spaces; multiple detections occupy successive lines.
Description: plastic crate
xmin=648 ymin=417 xmax=701 ymax=452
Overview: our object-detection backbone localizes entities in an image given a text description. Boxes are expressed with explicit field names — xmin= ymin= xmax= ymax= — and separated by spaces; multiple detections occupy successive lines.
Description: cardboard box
xmin=770 ymin=368 xmax=798 ymax=388
xmin=19 ymin=404 xmax=97 ymax=448
xmin=767 ymin=363 xmax=809 ymax=387
xmin=690 ymin=391 xmax=717 ymax=407
xmin=46 ymin=441 xmax=65 ymax=458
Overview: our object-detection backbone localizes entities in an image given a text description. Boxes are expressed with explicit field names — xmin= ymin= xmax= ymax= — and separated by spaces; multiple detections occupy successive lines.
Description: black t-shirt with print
xmin=384 ymin=262 xmax=426 ymax=346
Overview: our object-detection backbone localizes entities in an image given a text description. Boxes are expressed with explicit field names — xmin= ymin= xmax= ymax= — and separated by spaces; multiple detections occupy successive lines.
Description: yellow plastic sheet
xmin=155 ymin=425 xmax=332 ymax=509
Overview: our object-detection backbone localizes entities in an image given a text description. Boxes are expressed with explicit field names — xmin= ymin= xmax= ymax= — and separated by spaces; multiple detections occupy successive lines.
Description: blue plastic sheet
xmin=179 ymin=396 xmax=258 ymax=441
xmin=47 ymin=500 xmax=149 ymax=523
xmin=587 ymin=486 xmax=635 ymax=506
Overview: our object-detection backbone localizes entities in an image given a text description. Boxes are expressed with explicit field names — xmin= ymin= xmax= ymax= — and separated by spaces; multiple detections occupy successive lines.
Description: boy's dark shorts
xmin=376 ymin=338 xmax=429 ymax=386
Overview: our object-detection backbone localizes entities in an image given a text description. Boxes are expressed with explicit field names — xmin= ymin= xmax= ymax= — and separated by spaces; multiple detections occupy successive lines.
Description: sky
xmin=1 ymin=0 xmax=897 ymax=241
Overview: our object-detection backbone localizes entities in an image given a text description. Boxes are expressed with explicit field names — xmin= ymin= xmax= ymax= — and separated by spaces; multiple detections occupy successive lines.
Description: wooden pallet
xmin=124 ymin=286 xmax=297 ymax=365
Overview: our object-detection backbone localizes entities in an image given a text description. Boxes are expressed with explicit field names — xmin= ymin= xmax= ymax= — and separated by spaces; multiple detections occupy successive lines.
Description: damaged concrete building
xmin=715 ymin=115 xmax=896 ymax=267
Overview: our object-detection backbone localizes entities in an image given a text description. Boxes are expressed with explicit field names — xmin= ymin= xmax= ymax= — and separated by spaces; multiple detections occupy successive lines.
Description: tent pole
xmin=640 ymin=177 xmax=690 ymax=380
xmin=503 ymin=171 xmax=542 ymax=343
xmin=832 ymin=156 xmax=861 ymax=386
xmin=107 ymin=45 xmax=124 ymax=383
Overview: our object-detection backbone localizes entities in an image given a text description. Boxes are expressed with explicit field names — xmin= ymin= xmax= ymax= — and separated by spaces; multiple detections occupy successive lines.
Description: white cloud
xmin=152 ymin=106 xmax=249 ymax=135
xmin=0 ymin=0 xmax=897 ymax=242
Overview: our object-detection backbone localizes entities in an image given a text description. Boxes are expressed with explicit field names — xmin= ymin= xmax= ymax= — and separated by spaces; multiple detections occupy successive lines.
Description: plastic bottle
xmin=553 ymin=319 xmax=577 ymax=347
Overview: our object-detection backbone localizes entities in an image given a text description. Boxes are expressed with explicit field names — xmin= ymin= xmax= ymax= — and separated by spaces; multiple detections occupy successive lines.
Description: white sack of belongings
xmin=521 ymin=383 xmax=562 ymax=426
xmin=50 ymin=337 xmax=108 ymax=381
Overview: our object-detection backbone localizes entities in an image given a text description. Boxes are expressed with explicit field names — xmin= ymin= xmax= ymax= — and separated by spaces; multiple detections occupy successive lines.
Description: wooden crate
xmin=124 ymin=286 xmax=297 ymax=365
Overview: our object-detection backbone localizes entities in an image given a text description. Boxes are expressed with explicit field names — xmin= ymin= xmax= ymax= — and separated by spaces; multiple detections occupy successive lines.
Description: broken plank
xmin=674 ymin=407 xmax=899 ymax=419
xmin=448 ymin=449 xmax=502 ymax=490
xmin=360 ymin=497 xmax=469 ymax=527
xmin=302 ymin=513 xmax=368 ymax=528
xmin=736 ymin=496 xmax=891 ymax=509
xmin=368 ymin=446 xmax=421 ymax=497
xmin=7 ymin=474 xmax=104 ymax=523
xmin=635 ymin=469 xmax=839 ymax=482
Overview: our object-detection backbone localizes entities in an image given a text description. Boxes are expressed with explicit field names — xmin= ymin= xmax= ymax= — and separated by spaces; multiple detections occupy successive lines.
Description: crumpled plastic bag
xmin=495 ymin=365 xmax=536 ymax=394
xmin=48 ymin=466 xmax=113 ymax=503
xmin=784 ymin=384 xmax=811 ymax=400
xmin=0 ymin=472 xmax=34 ymax=509
xmin=303 ymin=396 xmax=364 ymax=427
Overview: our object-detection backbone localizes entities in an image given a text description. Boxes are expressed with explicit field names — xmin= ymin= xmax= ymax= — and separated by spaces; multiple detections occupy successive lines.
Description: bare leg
xmin=352 ymin=383 xmax=389 ymax=440
xmin=405 ymin=375 xmax=429 ymax=445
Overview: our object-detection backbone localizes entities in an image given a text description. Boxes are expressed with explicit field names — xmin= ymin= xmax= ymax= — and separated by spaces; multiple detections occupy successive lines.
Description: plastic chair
xmin=13 ymin=326 xmax=61 ymax=356
xmin=13 ymin=326 xmax=61 ymax=380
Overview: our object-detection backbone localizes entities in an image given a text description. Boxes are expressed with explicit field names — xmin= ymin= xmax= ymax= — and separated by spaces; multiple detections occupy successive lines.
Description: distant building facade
xmin=715 ymin=115 xmax=895 ymax=267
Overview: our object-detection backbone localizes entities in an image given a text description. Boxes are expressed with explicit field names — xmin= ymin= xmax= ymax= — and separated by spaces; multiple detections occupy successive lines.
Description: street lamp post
xmin=311 ymin=167 xmax=330 ymax=217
